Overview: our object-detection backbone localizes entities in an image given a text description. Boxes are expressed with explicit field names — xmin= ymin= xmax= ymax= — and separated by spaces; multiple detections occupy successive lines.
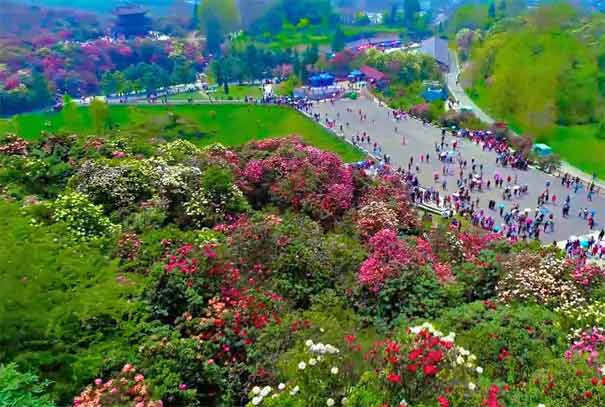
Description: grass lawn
xmin=208 ymin=85 xmax=263 ymax=100
xmin=167 ymin=92 xmax=209 ymax=102
xmin=467 ymin=83 xmax=605 ymax=179
xmin=341 ymin=25 xmax=405 ymax=38
xmin=0 ymin=104 xmax=364 ymax=162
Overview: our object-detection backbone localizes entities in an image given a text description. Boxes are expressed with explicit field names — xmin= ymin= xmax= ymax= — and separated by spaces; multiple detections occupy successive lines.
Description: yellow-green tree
xmin=200 ymin=0 xmax=240 ymax=33
xmin=90 ymin=99 xmax=109 ymax=135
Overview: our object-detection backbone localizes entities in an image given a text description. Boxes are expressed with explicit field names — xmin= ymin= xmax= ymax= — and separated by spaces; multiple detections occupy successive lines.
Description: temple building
xmin=113 ymin=5 xmax=151 ymax=37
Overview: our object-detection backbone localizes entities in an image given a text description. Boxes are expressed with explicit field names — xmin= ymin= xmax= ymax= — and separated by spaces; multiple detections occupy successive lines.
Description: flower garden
xmin=2 ymin=130 xmax=605 ymax=407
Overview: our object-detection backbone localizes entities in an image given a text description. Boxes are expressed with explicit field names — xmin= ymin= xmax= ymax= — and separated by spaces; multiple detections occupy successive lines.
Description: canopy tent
xmin=533 ymin=143 xmax=553 ymax=157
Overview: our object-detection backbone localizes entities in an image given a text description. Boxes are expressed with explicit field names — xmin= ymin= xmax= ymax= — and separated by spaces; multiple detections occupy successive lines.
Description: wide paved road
xmin=311 ymin=95 xmax=605 ymax=243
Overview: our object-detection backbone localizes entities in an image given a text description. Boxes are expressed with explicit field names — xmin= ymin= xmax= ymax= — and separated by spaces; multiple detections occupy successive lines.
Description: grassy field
xmin=467 ymin=83 xmax=605 ymax=179
xmin=208 ymin=85 xmax=263 ymax=100
xmin=0 ymin=104 xmax=364 ymax=162
xmin=167 ymin=86 xmax=263 ymax=103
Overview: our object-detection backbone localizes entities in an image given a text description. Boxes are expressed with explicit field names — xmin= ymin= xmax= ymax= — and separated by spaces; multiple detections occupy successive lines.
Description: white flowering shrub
xmin=52 ymin=192 xmax=119 ymax=240
xmin=497 ymin=253 xmax=585 ymax=310
xmin=157 ymin=139 xmax=201 ymax=163
xmin=73 ymin=159 xmax=156 ymax=209
xmin=245 ymin=340 xmax=345 ymax=407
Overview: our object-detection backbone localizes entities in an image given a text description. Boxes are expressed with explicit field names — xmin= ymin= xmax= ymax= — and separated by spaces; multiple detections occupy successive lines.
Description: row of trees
xmin=100 ymin=58 xmax=198 ymax=97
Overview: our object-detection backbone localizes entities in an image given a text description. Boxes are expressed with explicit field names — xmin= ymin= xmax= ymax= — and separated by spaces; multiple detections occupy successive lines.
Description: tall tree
xmin=488 ymin=2 xmax=496 ymax=19
xmin=191 ymin=0 xmax=200 ymax=29
xmin=404 ymin=0 xmax=421 ymax=28
xmin=90 ymin=99 xmax=109 ymax=135
xmin=200 ymin=0 xmax=240 ymax=33
xmin=332 ymin=26 xmax=346 ymax=52
xmin=205 ymin=11 xmax=224 ymax=56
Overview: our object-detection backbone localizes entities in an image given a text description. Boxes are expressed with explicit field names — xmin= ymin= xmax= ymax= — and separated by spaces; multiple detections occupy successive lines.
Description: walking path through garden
xmin=310 ymin=95 xmax=605 ymax=243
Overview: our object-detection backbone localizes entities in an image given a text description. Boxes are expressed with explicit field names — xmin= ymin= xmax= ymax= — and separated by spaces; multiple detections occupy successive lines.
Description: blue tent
xmin=309 ymin=73 xmax=335 ymax=87
xmin=422 ymin=87 xmax=447 ymax=102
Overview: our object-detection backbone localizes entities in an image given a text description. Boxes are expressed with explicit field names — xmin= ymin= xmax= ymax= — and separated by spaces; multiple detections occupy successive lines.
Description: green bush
xmin=432 ymin=302 xmax=567 ymax=384
xmin=0 ymin=363 xmax=56 ymax=407
xmin=0 ymin=201 xmax=140 ymax=403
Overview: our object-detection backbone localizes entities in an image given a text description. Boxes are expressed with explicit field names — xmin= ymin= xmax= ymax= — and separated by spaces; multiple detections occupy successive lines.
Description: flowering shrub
xmin=52 ymin=191 xmax=119 ymax=240
xmin=571 ymin=264 xmax=605 ymax=288
xmin=433 ymin=301 xmax=567 ymax=384
xmin=358 ymin=229 xmax=413 ymax=291
xmin=115 ymin=232 xmax=142 ymax=261
xmin=0 ymin=135 xmax=29 ymax=155
xmin=356 ymin=174 xmax=417 ymax=238
xmin=237 ymin=138 xmax=355 ymax=224
xmin=73 ymin=364 xmax=163 ymax=407
xmin=356 ymin=201 xmax=399 ymax=240
xmin=560 ymin=300 xmax=605 ymax=331
xmin=565 ymin=327 xmax=605 ymax=366
xmin=157 ymin=140 xmax=202 ymax=164
xmin=497 ymin=252 xmax=585 ymax=310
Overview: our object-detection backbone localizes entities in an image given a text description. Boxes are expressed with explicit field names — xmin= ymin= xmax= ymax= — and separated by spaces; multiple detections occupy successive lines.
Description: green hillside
xmin=0 ymin=104 xmax=364 ymax=162
xmin=462 ymin=5 xmax=605 ymax=177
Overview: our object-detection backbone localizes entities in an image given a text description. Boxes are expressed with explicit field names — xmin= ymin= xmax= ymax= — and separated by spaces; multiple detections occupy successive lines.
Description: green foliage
xmin=0 ymin=363 xmax=56 ymax=407
xmin=454 ymin=250 xmax=503 ymax=301
xmin=0 ymin=201 xmax=140 ymax=403
xmin=433 ymin=302 xmax=567 ymax=384
xmin=90 ymin=99 xmax=110 ymax=135
xmin=360 ymin=266 xmax=455 ymax=329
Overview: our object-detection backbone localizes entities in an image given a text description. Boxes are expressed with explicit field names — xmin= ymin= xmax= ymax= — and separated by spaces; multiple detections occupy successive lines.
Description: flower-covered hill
xmin=1 ymin=132 xmax=605 ymax=407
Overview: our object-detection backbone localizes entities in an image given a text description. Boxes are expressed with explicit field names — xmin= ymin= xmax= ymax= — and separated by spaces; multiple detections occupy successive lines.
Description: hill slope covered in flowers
xmin=1 ymin=131 xmax=605 ymax=407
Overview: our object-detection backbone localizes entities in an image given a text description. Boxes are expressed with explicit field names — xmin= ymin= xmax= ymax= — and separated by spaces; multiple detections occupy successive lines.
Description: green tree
xmin=302 ymin=44 xmax=319 ymax=66
xmin=90 ymin=98 xmax=109 ymax=135
xmin=200 ymin=0 xmax=240 ymax=33
xmin=489 ymin=1 xmax=496 ymax=19
xmin=404 ymin=0 xmax=421 ymax=27
xmin=332 ymin=26 xmax=346 ymax=52
xmin=204 ymin=10 xmax=224 ymax=56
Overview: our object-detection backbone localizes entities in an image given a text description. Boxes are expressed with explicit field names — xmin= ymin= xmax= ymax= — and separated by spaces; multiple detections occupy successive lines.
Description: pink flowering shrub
xmin=571 ymin=264 xmax=605 ymax=288
xmin=73 ymin=364 xmax=163 ymax=407
xmin=565 ymin=327 xmax=605 ymax=366
xmin=237 ymin=137 xmax=354 ymax=223
xmin=358 ymin=229 xmax=413 ymax=291
xmin=0 ymin=135 xmax=29 ymax=156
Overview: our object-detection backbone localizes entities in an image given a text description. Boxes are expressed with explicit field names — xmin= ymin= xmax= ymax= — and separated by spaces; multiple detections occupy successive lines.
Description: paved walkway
xmin=311 ymin=95 xmax=605 ymax=243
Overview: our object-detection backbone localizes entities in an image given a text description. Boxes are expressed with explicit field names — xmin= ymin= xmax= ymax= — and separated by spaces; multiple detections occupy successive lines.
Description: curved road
xmin=445 ymin=50 xmax=604 ymax=190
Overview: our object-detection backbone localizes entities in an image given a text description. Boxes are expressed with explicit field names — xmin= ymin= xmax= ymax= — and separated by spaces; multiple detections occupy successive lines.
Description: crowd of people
xmin=309 ymin=97 xmax=603 ymax=248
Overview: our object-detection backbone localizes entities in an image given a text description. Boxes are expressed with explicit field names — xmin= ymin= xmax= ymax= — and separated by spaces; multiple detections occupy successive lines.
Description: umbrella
xmin=570 ymin=235 xmax=579 ymax=241
xmin=581 ymin=240 xmax=589 ymax=248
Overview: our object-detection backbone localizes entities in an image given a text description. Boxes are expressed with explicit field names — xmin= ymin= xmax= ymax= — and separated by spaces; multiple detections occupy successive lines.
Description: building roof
xmin=114 ymin=5 xmax=148 ymax=16
xmin=360 ymin=65 xmax=387 ymax=81
xmin=420 ymin=37 xmax=450 ymax=67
